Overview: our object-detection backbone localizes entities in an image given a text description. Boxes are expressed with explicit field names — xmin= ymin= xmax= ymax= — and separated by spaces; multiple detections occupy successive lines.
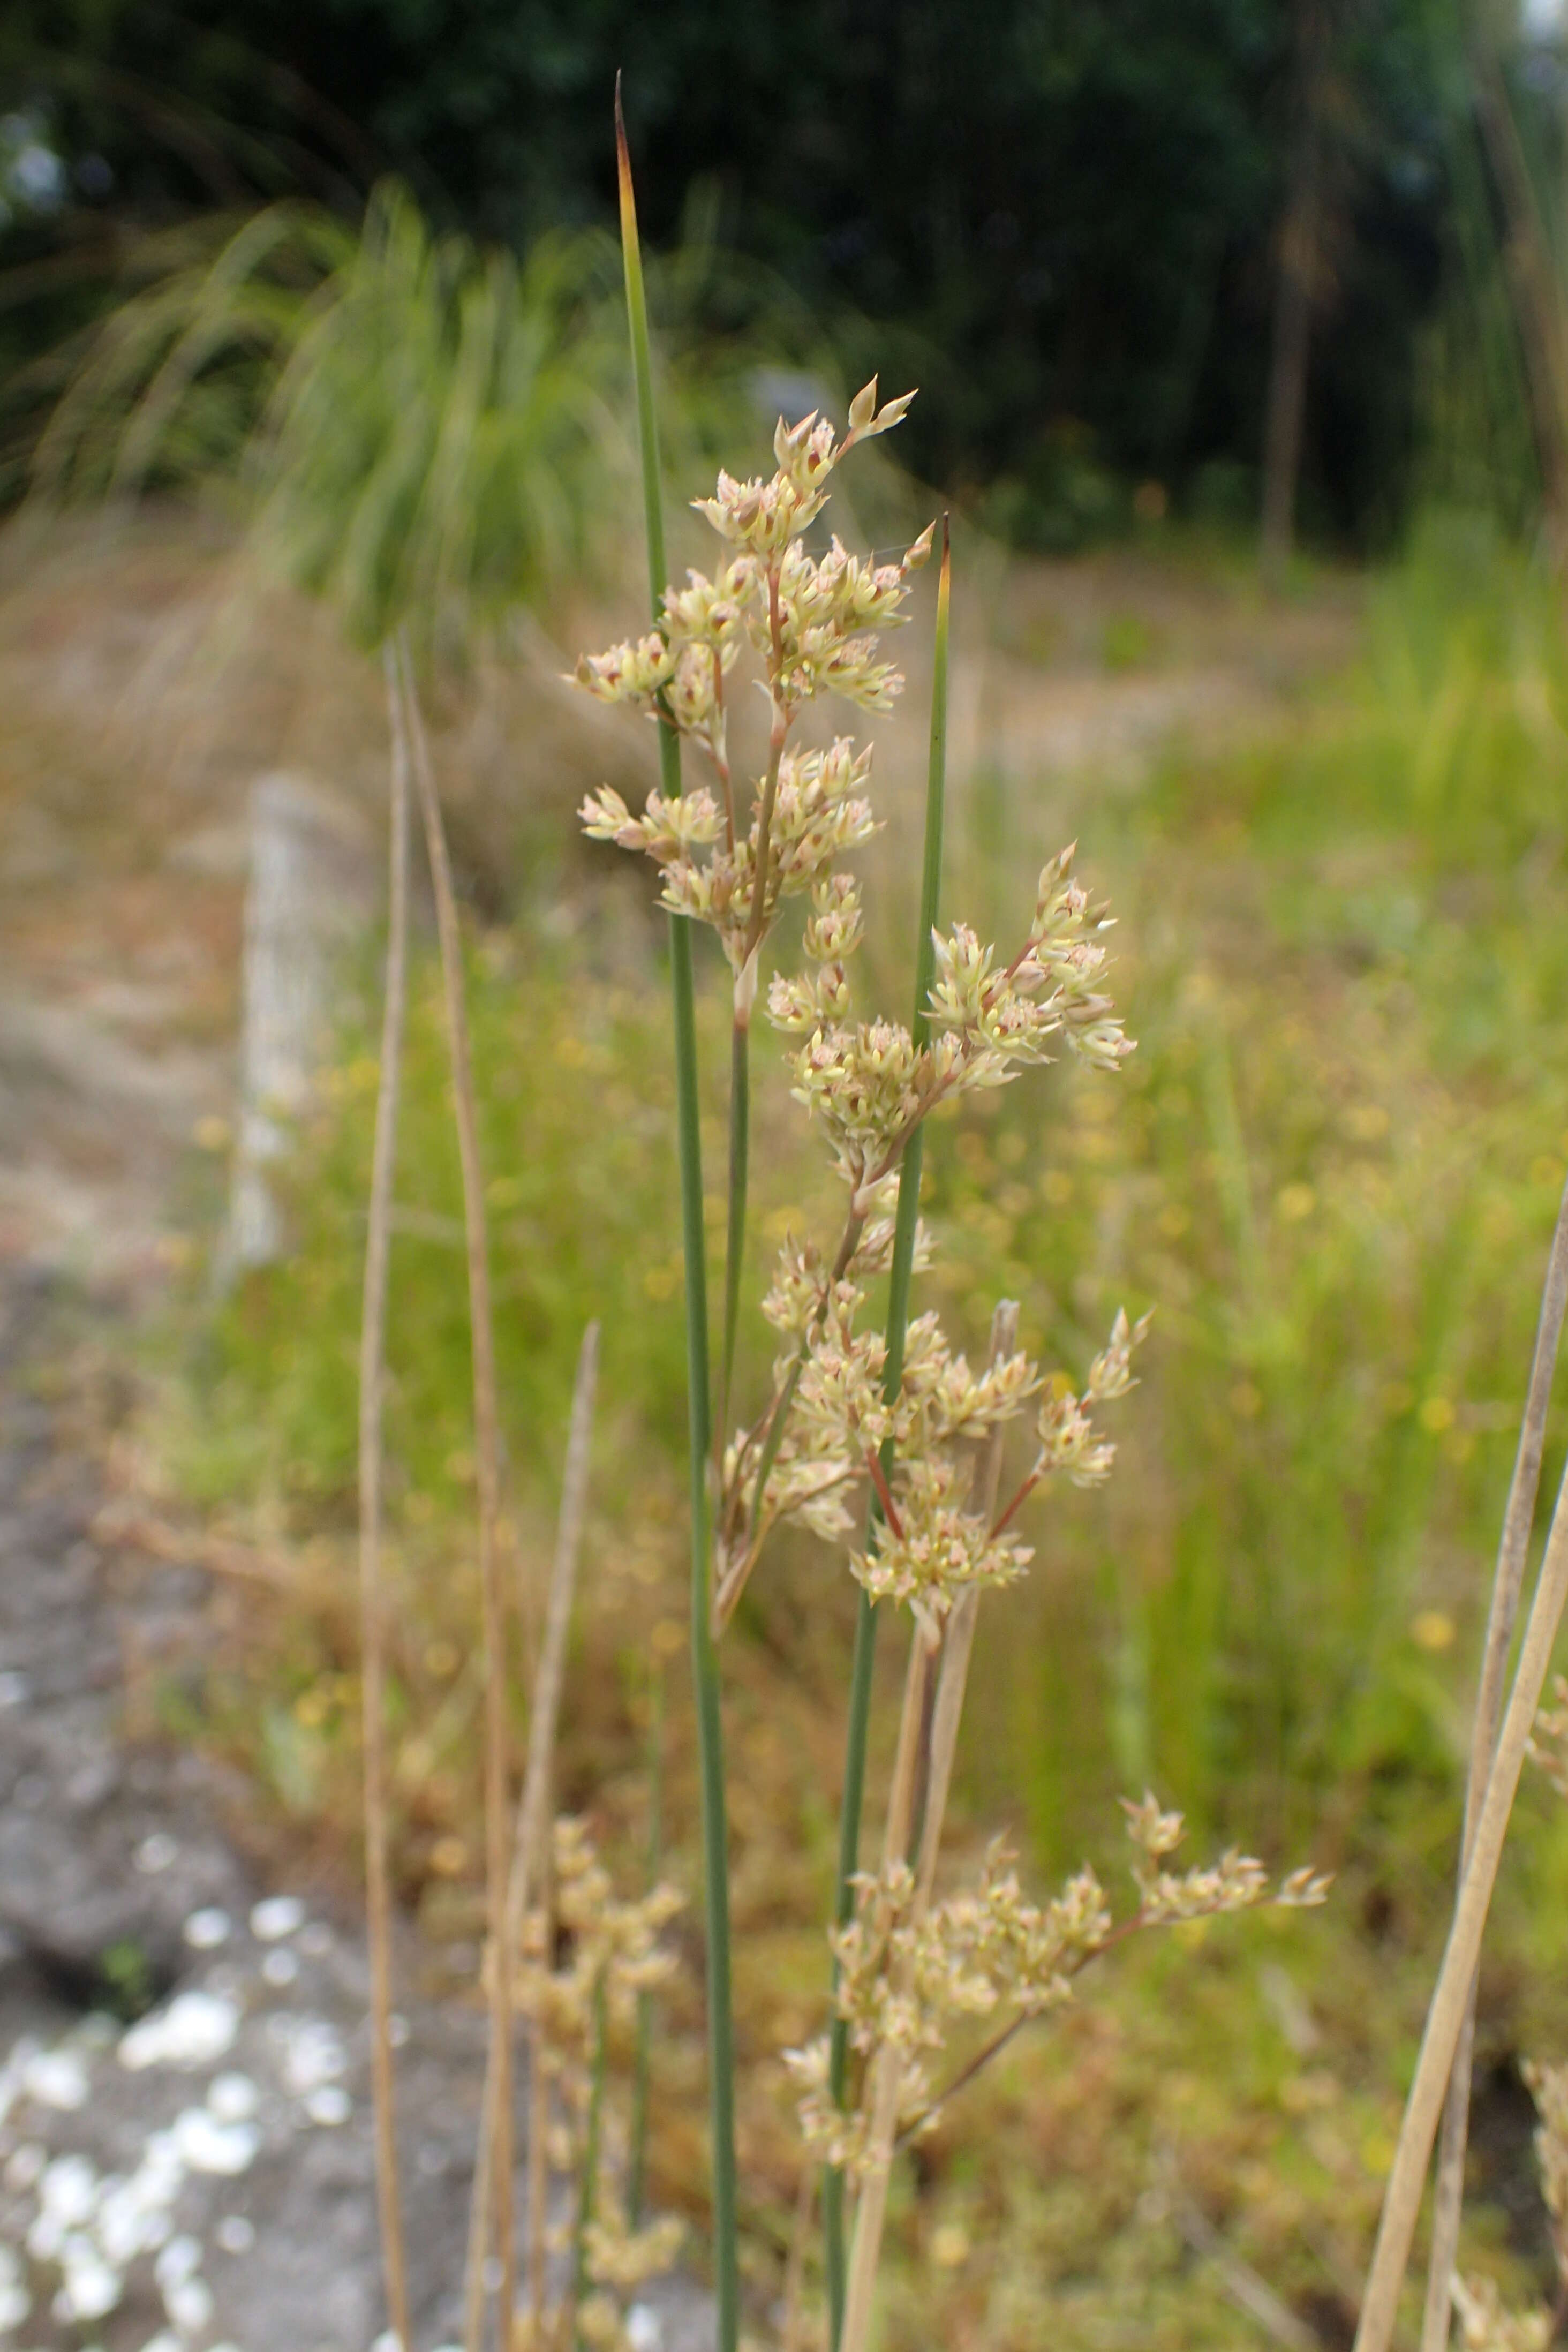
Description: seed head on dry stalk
xmin=1437 ymin=2048 xmax=1568 ymax=2352
xmin=511 ymin=1815 xmax=684 ymax=2352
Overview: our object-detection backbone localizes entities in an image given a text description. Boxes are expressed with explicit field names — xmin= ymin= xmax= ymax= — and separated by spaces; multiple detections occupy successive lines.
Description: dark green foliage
xmin=25 ymin=186 xmax=629 ymax=653
xmin=6 ymin=0 xmax=1469 ymax=545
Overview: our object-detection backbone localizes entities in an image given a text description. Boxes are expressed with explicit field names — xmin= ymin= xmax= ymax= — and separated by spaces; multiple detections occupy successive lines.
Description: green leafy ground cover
xmin=149 ymin=517 xmax=1568 ymax=2345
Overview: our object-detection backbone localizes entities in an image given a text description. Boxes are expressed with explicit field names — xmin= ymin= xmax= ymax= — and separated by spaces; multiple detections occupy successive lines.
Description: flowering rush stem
xmin=824 ymin=516 xmax=951 ymax=2346
xmin=616 ymin=81 xmax=740 ymax=2352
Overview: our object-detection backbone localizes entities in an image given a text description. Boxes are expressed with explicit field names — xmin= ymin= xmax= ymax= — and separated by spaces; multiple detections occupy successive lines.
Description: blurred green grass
xmin=144 ymin=510 xmax=1568 ymax=2341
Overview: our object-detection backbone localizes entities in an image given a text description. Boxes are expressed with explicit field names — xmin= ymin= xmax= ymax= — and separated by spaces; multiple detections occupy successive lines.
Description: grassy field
xmin=135 ymin=509 xmax=1568 ymax=2347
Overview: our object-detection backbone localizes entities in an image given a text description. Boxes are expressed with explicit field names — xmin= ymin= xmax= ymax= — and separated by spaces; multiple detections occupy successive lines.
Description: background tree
xmin=4 ymin=0 xmax=1468 ymax=549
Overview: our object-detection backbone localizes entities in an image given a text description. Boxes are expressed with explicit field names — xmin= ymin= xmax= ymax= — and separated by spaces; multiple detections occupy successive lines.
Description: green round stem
xmin=824 ymin=519 xmax=951 ymax=2343
xmin=619 ymin=84 xmax=740 ymax=2352
xmin=674 ymin=916 xmax=740 ymax=2350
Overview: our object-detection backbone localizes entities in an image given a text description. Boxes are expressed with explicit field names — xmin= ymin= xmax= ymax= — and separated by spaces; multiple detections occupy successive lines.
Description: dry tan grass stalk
xmin=510 ymin=1321 xmax=600 ymax=1941
xmin=398 ymin=638 xmax=516 ymax=2346
xmin=840 ymin=1303 xmax=1020 ymax=2352
xmin=1353 ymin=1453 xmax=1568 ymax=2352
xmin=461 ymin=1320 xmax=600 ymax=2344
xmin=1421 ymin=1181 xmax=1568 ymax=2352
xmin=357 ymin=641 xmax=413 ymax=2352
xmin=91 ymin=1502 xmax=303 ymax=1593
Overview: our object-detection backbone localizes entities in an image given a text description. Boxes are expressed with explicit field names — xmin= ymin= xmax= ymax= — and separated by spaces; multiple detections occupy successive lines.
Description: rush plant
xmin=579 ymin=99 xmax=1329 ymax=2352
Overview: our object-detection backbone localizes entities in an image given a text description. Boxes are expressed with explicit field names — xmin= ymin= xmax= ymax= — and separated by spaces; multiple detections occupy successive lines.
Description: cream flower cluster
xmin=718 ymin=1253 xmax=1148 ymax=1637
xmin=787 ymin=1806 xmax=1329 ymax=2178
xmin=768 ymin=846 xmax=1131 ymax=1200
xmin=705 ymin=886 xmax=1136 ymax=1626
xmin=577 ymin=381 xmax=931 ymax=982
xmin=582 ymin=738 xmax=879 ymax=960
xmin=574 ymin=388 xmax=1142 ymax=1650
xmin=692 ymin=383 xmax=916 ymax=556
xmin=703 ymin=845 xmax=1136 ymax=1617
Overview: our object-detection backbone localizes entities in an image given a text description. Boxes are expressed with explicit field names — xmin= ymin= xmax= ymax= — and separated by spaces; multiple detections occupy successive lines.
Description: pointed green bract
xmin=616 ymin=82 xmax=740 ymax=2352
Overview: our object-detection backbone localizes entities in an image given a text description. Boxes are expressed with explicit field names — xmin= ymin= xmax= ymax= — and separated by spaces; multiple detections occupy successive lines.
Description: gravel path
xmin=0 ymin=1262 xmax=485 ymax=2349
xmin=0 ymin=1266 xmax=712 ymax=2352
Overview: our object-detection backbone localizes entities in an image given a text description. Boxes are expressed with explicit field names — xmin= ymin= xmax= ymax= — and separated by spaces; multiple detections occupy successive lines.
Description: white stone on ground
xmin=303 ymin=2084 xmax=351 ymax=2128
xmin=0 ymin=2243 xmax=31 ymax=2330
xmin=22 ymin=2045 xmax=89 ymax=2110
xmin=171 ymin=2107 xmax=260 ymax=2176
xmin=271 ymin=2015 xmax=345 ymax=2094
xmin=249 ymin=1895 xmax=305 ymax=1942
xmin=119 ymin=1991 xmax=239 ymax=2072
xmin=56 ymin=2234 xmax=122 ymax=2321
xmin=207 ymin=2072 xmax=259 ymax=2123
xmin=183 ymin=1907 xmax=232 ymax=1950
